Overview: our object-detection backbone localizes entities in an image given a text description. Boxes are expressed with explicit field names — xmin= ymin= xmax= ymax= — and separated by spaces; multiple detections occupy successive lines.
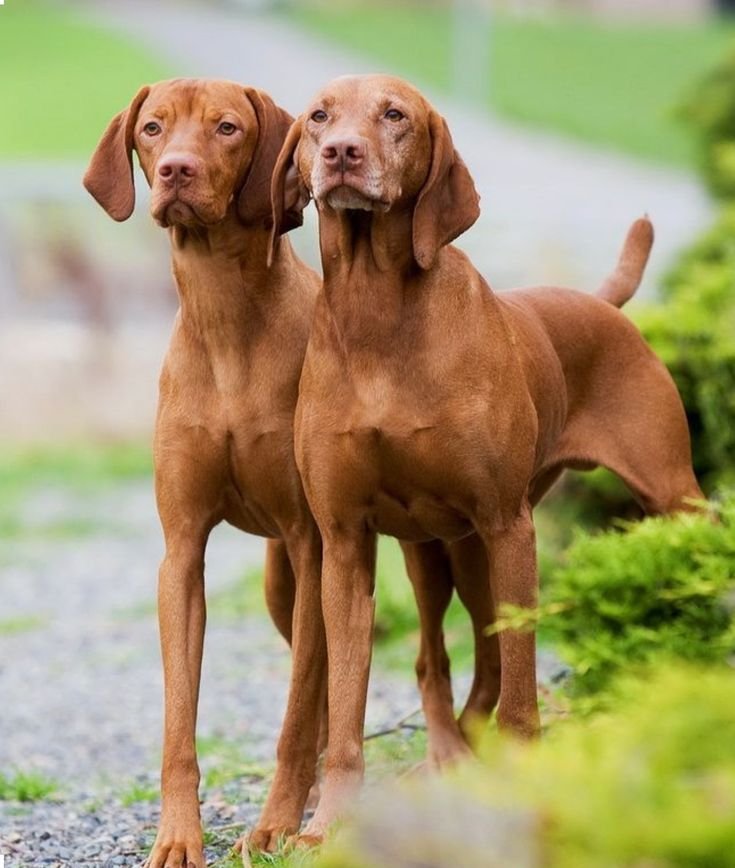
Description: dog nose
xmin=321 ymin=137 xmax=366 ymax=171
xmin=157 ymin=154 xmax=199 ymax=185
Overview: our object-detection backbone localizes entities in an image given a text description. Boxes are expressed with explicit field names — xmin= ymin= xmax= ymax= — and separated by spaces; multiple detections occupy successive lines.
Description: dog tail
xmin=596 ymin=216 xmax=654 ymax=308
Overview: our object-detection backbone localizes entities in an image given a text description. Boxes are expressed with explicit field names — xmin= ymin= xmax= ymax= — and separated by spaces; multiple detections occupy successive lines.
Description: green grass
xmin=0 ymin=771 xmax=57 ymax=802
xmin=0 ymin=441 xmax=152 ymax=541
xmin=212 ymin=849 xmax=318 ymax=868
xmin=0 ymin=514 xmax=121 ymax=541
xmin=119 ymin=781 xmax=158 ymax=807
xmin=197 ymin=733 xmax=271 ymax=790
xmin=0 ymin=441 xmax=152 ymax=491
xmin=364 ymin=727 xmax=427 ymax=783
xmin=0 ymin=614 xmax=47 ymax=636
xmin=290 ymin=2 xmax=735 ymax=167
xmin=0 ymin=0 xmax=169 ymax=159
xmin=207 ymin=567 xmax=267 ymax=622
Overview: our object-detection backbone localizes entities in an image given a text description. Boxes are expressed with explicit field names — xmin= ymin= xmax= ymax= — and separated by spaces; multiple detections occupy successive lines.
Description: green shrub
xmin=508 ymin=665 xmax=735 ymax=867
xmin=636 ymin=206 xmax=735 ymax=490
xmin=319 ymin=665 xmax=735 ymax=868
xmin=539 ymin=498 xmax=735 ymax=694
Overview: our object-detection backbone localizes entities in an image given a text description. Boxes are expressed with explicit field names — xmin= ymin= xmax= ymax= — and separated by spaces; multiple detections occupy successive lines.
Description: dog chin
xmin=153 ymin=200 xmax=219 ymax=228
xmin=325 ymin=186 xmax=387 ymax=212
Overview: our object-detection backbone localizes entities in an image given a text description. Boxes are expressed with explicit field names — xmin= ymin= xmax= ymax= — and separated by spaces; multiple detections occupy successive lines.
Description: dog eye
xmin=218 ymin=121 xmax=237 ymax=136
xmin=384 ymin=109 xmax=405 ymax=122
xmin=143 ymin=121 xmax=162 ymax=136
xmin=310 ymin=110 xmax=328 ymax=123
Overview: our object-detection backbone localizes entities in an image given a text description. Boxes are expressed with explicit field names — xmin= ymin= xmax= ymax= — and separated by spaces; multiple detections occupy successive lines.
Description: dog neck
xmin=315 ymin=203 xmax=429 ymax=345
xmin=167 ymin=209 xmax=294 ymax=345
xmin=317 ymin=204 xmax=416 ymax=279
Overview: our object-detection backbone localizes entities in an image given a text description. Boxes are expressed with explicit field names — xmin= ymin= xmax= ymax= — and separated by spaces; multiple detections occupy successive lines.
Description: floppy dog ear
xmin=83 ymin=86 xmax=150 ymax=221
xmin=412 ymin=111 xmax=480 ymax=270
xmin=268 ymin=117 xmax=310 ymax=266
xmin=238 ymin=88 xmax=302 ymax=229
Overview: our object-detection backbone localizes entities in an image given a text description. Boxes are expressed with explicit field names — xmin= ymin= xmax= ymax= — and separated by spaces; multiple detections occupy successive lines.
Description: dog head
xmin=84 ymin=78 xmax=300 ymax=234
xmin=271 ymin=74 xmax=480 ymax=268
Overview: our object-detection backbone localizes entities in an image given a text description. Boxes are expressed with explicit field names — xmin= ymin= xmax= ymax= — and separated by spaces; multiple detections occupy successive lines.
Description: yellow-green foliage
xmin=491 ymin=666 xmax=735 ymax=867
xmin=319 ymin=665 xmax=735 ymax=868
xmin=541 ymin=498 xmax=735 ymax=694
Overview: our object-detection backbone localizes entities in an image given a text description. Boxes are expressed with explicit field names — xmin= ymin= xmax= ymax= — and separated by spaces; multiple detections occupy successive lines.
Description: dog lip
xmin=152 ymin=196 xmax=194 ymax=226
xmin=317 ymin=175 xmax=387 ymax=208
xmin=165 ymin=201 xmax=196 ymax=221
xmin=152 ymin=192 xmax=220 ymax=227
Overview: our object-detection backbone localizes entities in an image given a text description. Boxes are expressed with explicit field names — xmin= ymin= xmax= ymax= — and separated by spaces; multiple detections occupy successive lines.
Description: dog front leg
xmin=248 ymin=527 xmax=326 ymax=854
xmin=298 ymin=528 xmax=377 ymax=845
xmin=147 ymin=534 xmax=208 ymax=868
xmin=261 ymin=537 xmax=327 ymax=812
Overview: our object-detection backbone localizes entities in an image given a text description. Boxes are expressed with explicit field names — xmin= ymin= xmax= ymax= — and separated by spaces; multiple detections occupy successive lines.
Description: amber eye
xmin=384 ymin=109 xmax=405 ymax=122
xmin=143 ymin=121 xmax=162 ymax=136
xmin=310 ymin=109 xmax=328 ymax=123
xmin=218 ymin=121 xmax=237 ymax=136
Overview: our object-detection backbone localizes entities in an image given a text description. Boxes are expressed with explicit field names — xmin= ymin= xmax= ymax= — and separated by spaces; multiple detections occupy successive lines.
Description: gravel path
xmin=1 ymin=480 xmax=566 ymax=867
xmin=0 ymin=482 xmax=422 ymax=866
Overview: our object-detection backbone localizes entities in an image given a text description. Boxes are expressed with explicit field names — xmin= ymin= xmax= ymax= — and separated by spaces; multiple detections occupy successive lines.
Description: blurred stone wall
xmin=0 ymin=164 xmax=175 ymax=442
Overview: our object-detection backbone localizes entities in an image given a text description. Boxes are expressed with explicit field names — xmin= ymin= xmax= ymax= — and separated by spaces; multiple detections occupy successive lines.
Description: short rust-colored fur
xmin=271 ymin=74 xmax=703 ymax=842
xmin=85 ymin=79 xmax=328 ymax=867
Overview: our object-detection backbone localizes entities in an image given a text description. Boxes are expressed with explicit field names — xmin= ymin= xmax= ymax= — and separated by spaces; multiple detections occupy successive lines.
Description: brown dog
xmin=84 ymin=79 xmax=330 ymax=866
xmin=270 ymin=74 xmax=703 ymax=841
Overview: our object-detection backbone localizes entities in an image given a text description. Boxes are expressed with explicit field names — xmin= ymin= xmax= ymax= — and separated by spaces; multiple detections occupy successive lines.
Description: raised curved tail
xmin=596 ymin=216 xmax=654 ymax=308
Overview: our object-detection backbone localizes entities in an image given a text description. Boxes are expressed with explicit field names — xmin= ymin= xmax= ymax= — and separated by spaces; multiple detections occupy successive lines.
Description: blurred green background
xmin=2 ymin=0 xmax=732 ymax=164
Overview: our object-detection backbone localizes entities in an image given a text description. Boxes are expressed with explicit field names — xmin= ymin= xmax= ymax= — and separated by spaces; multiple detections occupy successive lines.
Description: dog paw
xmin=240 ymin=825 xmax=295 ymax=854
xmin=232 ymin=836 xmax=252 ymax=867
xmin=292 ymin=815 xmax=329 ymax=849
xmin=145 ymin=834 xmax=205 ymax=868
xmin=291 ymin=832 xmax=324 ymax=850
xmin=427 ymin=735 xmax=473 ymax=770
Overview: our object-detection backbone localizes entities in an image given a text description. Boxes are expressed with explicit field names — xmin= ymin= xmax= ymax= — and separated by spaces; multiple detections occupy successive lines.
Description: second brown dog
xmin=271 ymin=73 xmax=703 ymax=842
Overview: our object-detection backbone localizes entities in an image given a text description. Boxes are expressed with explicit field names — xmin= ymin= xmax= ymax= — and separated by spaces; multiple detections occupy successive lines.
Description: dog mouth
xmin=318 ymin=176 xmax=389 ymax=213
xmin=151 ymin=192 xmax=220 ymax=228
